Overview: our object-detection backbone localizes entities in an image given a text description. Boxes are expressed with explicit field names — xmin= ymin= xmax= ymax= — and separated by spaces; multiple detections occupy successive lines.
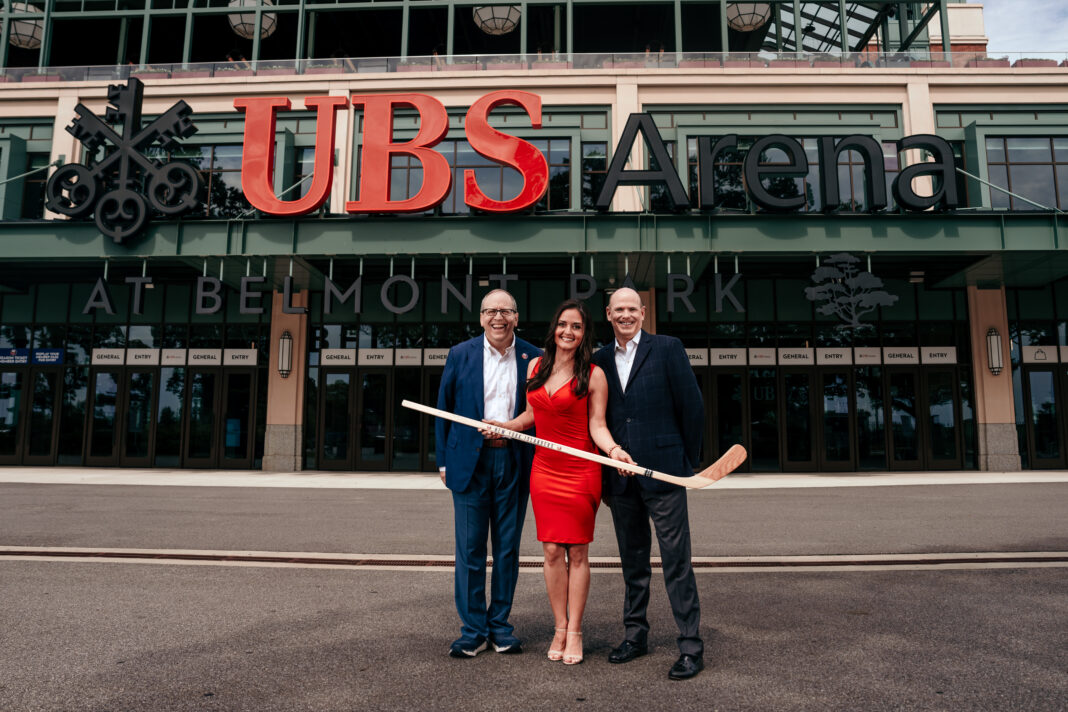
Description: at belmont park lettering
xmin=80 ymin=271 xmax=745 ymax=317
xmin=238 ymin=91 xmax=959 ymax=217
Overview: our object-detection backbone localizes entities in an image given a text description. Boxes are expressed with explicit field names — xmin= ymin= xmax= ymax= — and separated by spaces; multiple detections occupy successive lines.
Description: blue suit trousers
xmin=451 ymin=446 xmax=523 ymax=640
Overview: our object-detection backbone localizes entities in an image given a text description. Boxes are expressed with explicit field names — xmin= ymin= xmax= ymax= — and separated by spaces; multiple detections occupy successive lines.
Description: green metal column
xmin=938 ymin=0 xmax=952 ymax=61
xmin=0 ymin=13 xmax=10 ymax=70
xmin=400 ymin=0 xmax=409 ymax=58
xmin=838 ymin=0 xmax=849 ymax=53
xmin=139 ymin=11 xmax=150 ymax=65
xmin=718 ymin=0 xmax=728 ymax=53
xmin=296 ymin=0 xmax=307 ymax=60
xmin=673 ymin=0 xmax=681 ymax=53
xmin=519 ymin=1 xmax=527 ymax=55
xmin=252 ymin=6 xmax=262 ymax=61
xmin=565 ymin=0 xmax=572 ymax=58
xmin=793 ymin=1 xmax=802 ymax=53
xmin=446 ymin=1 xmax=454 ymax=56
xmin=182 ymin=0 xmax=194 ymax=65
xmin=38 ymin=0 xmax=54 ymax=69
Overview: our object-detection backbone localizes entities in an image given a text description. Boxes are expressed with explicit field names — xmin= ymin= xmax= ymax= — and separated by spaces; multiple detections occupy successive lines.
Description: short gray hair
xmin=480 ymin=289 xmax=517 ymax=311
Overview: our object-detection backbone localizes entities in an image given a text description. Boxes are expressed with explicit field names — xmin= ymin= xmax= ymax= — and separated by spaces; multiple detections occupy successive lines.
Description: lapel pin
xmin=522 ymin=353 xmax=529 ymax=360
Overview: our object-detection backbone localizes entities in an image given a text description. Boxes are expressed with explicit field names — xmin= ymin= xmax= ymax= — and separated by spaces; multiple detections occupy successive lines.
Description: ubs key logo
xmin=46 ymin=78 xmax=201 ymax=244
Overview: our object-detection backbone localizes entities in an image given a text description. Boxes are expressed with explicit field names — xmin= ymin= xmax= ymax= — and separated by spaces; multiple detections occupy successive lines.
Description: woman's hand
xmin=479 ymin=419 xmax=508 ymax=439
xmin=609 ymin=445 xmax=636 ymax=476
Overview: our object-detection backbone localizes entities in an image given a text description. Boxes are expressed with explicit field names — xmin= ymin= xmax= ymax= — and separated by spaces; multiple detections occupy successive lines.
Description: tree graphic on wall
xmin=805 ymin=253 xmax=898 ymax=329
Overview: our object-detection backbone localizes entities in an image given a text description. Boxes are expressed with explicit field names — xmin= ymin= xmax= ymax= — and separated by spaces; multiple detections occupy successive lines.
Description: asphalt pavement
xmin=1 ymin=472 xmax=1066 ymax=711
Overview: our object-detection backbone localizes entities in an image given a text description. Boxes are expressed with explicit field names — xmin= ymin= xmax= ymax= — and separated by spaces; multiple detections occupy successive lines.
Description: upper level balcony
xmin=0 ymin=50 xmax=1065 ymax=84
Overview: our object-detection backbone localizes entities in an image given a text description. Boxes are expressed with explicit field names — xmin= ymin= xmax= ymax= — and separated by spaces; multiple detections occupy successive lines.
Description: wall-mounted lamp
xmin=986 ymin=327 xmax=1003 ymax=376
xmin=278 ymin=330 xmax=293 ymax=378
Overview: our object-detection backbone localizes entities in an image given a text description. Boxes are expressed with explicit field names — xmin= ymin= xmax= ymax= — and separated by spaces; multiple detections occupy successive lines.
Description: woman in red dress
xmin=494 ymin=299 xmax=634 ymax=665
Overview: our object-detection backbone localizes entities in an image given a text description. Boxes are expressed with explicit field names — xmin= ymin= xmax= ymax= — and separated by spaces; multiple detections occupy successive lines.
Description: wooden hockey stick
xmin=402 ymin=399 xmax=747 ymax=489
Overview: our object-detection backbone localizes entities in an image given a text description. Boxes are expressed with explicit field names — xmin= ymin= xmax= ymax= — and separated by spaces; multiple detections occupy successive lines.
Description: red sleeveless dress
xmin=528 ymin=363 xmax=602 ymax=544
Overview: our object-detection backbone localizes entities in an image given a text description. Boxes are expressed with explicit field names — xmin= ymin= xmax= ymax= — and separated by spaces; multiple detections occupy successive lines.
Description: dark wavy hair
xmin=527 ymin=299 xmax=595 ymax=398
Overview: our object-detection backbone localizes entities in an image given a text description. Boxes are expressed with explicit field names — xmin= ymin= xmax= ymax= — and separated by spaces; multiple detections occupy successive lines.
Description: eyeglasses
xmin=480 ymin=308 xmax=517 ymax=317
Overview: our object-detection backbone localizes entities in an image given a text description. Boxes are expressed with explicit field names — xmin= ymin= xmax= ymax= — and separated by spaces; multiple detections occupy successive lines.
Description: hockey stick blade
xmin=402 ymin=400 xmax=746 ymax=490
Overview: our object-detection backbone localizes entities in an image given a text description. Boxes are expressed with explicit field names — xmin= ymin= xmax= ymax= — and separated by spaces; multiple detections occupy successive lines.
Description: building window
xmin=370 ymin=138 xmax=573 ymax=215
xmin=21 ymin=153 xmax=50 ymax=218
xmin=581 ymin=142 xmax=608 ymax=209
xmin=531 ymin=138 xmax=571 ymax=212
xmin=986 ymin=137 xmax=1068 ymax=211
xmin=149 ymin=144 xmax=251 ymax=219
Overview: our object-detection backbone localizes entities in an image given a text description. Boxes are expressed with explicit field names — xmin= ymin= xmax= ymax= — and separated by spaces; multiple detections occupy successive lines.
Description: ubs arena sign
xmin=236 ymin=90 xmax=959 ymax=218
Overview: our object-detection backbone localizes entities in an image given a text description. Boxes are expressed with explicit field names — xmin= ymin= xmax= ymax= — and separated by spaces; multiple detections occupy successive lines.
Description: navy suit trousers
xmin=607 ymin=477 xmax=703 ymax=657
xmin=451 ymin=446 xmax=523 ymax=640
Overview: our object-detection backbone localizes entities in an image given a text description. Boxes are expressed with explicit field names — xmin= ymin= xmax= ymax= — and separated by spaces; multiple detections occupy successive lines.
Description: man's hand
xmin=439 ymin=468 xmax=446 ymax=485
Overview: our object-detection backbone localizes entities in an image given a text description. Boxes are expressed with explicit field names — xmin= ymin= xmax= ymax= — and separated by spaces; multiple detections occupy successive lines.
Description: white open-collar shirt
xmin=483 ymin=335 xmax=517 ymax=422
xmin=614 ymin=330 xmax=642 ymax=393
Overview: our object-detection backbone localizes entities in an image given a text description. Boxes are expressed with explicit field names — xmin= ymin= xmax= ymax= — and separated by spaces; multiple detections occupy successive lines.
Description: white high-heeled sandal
xmin=563 ymin=631 xmax=583 ymax=665
xmin=547 ymin=628 xmax=567 ymax=661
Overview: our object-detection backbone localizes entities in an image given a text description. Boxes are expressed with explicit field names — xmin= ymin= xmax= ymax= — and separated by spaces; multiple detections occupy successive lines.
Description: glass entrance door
xmin=356 ymin=368 xmax=392 ymax=470
xmin=712 ymin=370 xmax=748 ymax=472
xmin=121 ymin=369 xmax=156 ymax=467
xmin=85 ymin=369 xmax=122 ymax=466
xmin=21 ymin=368 xmax=61 ymax=465
xmin=748 ymin=368 xmax=779 ymax=471
xmin=391 ymin=366 xmax=422 ymax=471
xmin=780 ymin=369 xmax=816 ymax=471
xmin=1022 ymin=365 xmax=1065 ymax=468
xmin=184 ymin=369 xmax=219 ymax=467
xmin=922 ymin=368 xmax=963 ymax=470
xmin=817 ymin=369 xmax=854 ymax=471
xmin=0 ymin=369 xmax=25 ymax=464
xmin=220 ymin=370 xmax=255 ymax=468
xmin=420 ymin=368 xmax=444 ymax=472
xmin=887 ymin=368 xmax=922 ymax=470
xmin=318 ymin=370 xmax=353 ymax=470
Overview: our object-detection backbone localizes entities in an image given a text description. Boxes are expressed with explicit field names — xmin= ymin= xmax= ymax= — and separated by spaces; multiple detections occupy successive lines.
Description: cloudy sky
xmin=981 ymin=0 xmax=1068 ymax=54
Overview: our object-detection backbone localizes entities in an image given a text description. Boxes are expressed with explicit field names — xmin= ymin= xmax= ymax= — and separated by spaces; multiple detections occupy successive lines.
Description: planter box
xmin=255 ymin=68 xmax=296 ymax=76
xmin=485 ymin=62 xmax=525 ymax=70
xmin=604 ymin=61 xmax=643 ymax=68
xmin=1012 ymin=59 xmax=1058 ymax=67
xmin=396 ymin=63 xmax=431 ymax=72
xmin=767 ymin=59 xmax=802 ymax=68
xmin=442 ymin=62 xmax=479 ymax=71
xmin=678 ymin=60 xmax=720 ymax=68
xmin=910 ymin=60 xmax=952 ymax=68
xmin=215 ymin=69 xmax=253 ymax=77
xmin=131 ymin=71 xmax=169 ymax=80
xmin=723 ymin=59 xmax=759 ymax=68
xmin=966 ymin=58 xmax=1010 ymax=67
xmin=169 ymin=70 xmax=211 ymax=78
xmin=530 ymin=61 xmax=569 ymax=70
xmin=22 ymin=74 xmax=61 ymax=82
xmin=812 ymin=60 xmax=844 ymax=67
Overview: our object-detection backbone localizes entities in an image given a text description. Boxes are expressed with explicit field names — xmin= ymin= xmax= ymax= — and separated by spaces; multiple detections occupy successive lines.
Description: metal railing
xmin=1 ymin=52 xmax=1066 ymax=82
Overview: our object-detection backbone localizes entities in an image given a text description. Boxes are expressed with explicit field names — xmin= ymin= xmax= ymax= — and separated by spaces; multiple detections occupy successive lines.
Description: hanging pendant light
xmin=228 ymin=0 xmax=278 ymax=40
xmin=726 ymin=3 xmax=772 ymax=32
xmin=8 ymin=3 xmax=43 ymax=50
xmin=472 ymin=6 xmax=521 ymax=35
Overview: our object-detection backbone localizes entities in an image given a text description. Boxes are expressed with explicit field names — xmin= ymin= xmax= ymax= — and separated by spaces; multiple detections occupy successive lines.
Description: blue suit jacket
xmin=435 ymin=334 xmax=542 ymax=493
xmin=592 ymin=331 xmax=704 ymax=495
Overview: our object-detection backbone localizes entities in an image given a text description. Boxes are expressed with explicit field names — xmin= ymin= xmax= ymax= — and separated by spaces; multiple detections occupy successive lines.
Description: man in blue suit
xmin=592 ymin=287 xmax=707 ymax=680
xmin=436 ymin=288 xmax=541 ymax=658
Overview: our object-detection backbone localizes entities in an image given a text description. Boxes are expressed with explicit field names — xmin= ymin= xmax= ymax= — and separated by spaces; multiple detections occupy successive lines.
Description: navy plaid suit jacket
xmin=593 ymin=331 xmax=704 ymax=495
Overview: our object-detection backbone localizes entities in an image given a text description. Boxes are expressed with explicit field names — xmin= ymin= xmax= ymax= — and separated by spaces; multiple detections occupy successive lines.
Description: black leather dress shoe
xmin=607 ymin=640 xmax=648 ymax=664
xmin=668 ymin=653 xmax=704 ymax=680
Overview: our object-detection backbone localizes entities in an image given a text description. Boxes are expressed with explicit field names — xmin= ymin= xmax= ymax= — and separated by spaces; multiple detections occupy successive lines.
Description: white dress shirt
xmin=483 ymin=336 xmax=517 ymax=422
xmin=614 ymin=330 xmax=641 ymax=393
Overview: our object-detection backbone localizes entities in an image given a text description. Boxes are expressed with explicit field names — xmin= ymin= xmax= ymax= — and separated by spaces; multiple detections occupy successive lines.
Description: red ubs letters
xmin=234 ymin=90 xmax=548 ymax=217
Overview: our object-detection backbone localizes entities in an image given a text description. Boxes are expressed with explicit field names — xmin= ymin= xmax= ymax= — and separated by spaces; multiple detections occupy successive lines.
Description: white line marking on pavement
xmin=1 ymin=469 xmax=1067 ymax=490
xmin=1 ymin=547 xmax=1064 ymax=573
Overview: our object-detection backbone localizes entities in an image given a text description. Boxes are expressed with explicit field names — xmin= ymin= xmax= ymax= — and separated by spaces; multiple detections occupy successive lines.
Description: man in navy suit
xmin=592 ymin=287 xmax=707 ymax=680
xmin=436 ymin=289 xmax=541 ymax=658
